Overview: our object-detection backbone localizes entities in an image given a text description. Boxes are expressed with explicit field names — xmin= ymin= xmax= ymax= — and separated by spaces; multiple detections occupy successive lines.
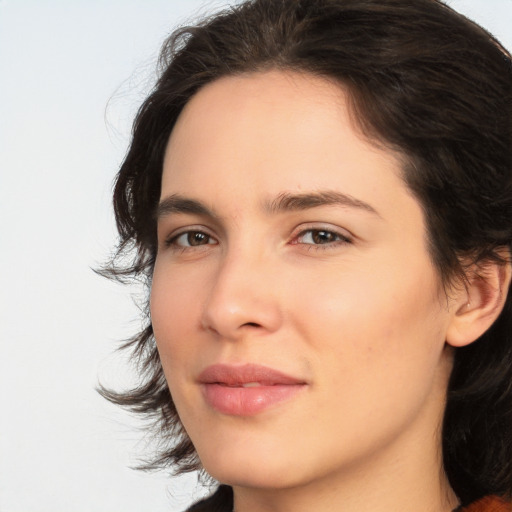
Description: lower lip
xmin=202 ymin=383 xmax=306 ymax=416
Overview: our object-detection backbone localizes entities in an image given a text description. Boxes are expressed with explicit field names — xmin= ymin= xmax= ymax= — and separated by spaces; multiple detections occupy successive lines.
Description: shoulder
xmin=460 ymin=496 xmax=511 ymax=512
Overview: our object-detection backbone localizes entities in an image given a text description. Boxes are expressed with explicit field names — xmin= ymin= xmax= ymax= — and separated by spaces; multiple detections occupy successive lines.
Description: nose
xmin=200 ymin=248 xmax=283 ymax=340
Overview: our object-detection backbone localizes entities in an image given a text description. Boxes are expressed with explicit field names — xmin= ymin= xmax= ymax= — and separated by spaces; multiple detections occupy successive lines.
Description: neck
xmin=233 ymin=447 xmax=458 ymax=512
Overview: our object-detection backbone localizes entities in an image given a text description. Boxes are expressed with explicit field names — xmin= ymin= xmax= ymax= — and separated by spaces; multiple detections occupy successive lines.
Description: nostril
xmin=243 ymin=322 xmax=261 ymax=328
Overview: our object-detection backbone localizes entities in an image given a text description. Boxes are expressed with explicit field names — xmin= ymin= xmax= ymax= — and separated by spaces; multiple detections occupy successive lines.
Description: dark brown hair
xmin=101 ymin=0 xmax=512 ymax=507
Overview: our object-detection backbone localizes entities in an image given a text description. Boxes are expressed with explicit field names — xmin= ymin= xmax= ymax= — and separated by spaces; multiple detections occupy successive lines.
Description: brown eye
xmin=187 ymin=232 xmax=210 ymax=246
xmin=311 ymin=230 xmax=338 ymax=244
xmin=168 ymin=231 xmax=216 ymax=248
xmin=297 ymin=229 xmax=350 ymax=245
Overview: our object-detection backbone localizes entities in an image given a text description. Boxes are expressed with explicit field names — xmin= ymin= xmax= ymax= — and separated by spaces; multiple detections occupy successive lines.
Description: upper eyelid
xmin=161 ymin=223 xmax=216 ymax=238
xmin=290 ymin=222 xmax=354 ymax=240
xmin=157 ymin=210 xmax=221 ymax=233
xmin=296 ymin=228 xmax=351 ymax=238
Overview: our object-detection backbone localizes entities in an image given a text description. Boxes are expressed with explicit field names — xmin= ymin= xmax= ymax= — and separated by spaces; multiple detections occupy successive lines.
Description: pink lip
xmin=198 ymin=364 xmax=307 ymax=416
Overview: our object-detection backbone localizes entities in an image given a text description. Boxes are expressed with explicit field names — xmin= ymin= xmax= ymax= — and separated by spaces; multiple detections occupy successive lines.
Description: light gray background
xmin=1 ymin=1 xmax=511 ymax=511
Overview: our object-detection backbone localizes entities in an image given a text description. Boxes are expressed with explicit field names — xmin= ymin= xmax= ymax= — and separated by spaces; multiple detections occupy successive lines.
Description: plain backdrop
xmin=1 ymin=1 xmax=511 ymax=511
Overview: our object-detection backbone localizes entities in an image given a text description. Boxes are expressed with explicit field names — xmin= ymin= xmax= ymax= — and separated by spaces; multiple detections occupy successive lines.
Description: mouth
xmin=198 ymin=364 xmax=307 ymax=416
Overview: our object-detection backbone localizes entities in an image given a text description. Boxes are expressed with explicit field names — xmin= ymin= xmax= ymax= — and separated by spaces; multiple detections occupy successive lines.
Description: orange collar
xmin=460 ymin=496 xmax=511 ymax=512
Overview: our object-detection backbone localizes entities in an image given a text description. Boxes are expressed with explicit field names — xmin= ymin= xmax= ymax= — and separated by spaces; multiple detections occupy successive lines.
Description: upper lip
xmin=198 ymin=364 xmax=306 ymax=386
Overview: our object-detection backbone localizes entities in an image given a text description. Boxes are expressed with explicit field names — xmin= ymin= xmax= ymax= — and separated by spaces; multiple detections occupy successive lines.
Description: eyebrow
xmin=156 ymin=190 xmax=380 ymax=221
xmin=156 ymin=194 xmax=214 ymax=220
xmin=263 ymin=190 xmax=380 ymax=216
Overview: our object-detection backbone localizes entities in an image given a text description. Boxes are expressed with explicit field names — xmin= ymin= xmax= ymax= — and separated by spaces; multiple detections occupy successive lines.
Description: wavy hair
xmin=101 ymin=0 xmax=512 ymax=506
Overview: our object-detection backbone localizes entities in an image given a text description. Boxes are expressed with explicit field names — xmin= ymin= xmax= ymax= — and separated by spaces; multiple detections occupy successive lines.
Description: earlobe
xmin=446 ymin=258 xmax=511 ymax=348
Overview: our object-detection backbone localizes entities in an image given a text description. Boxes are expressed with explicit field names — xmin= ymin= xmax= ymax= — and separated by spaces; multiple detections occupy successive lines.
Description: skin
xmin=151 ymin=70 xmax=469 ymax=512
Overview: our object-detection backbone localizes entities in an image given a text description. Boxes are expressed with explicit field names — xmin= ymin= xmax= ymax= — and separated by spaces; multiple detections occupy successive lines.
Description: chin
xmin=207 ymin=464 xmax=301 ymax=491
xmin=199 ymin=442 xmax=307 ymax=490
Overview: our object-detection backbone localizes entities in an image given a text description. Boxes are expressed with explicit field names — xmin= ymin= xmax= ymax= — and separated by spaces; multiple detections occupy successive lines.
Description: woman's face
xmin=151 ymin=71 xmax=457 ymax=490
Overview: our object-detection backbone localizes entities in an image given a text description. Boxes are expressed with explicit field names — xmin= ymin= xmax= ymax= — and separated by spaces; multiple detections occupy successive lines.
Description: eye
xmin=166 ymin=230 xmax=217 ymax=248
xmin=293 ymin=228 xmax=352 ymax=247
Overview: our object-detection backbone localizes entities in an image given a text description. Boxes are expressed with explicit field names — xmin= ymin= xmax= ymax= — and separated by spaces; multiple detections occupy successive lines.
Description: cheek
xmin=150 ymin=267 xmax=209 ymax=429
xmin=286 ymin=268 xmax=449 ymax=463
xmin=150 ymin=264 xmax=203 ymax=370
xmin=288 ymin=254 xmax=446 ymax=390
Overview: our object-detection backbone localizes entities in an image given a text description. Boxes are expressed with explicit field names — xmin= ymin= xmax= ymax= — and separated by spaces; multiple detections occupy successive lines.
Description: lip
xmin=198 ymin=364 xmax=307 ymax=416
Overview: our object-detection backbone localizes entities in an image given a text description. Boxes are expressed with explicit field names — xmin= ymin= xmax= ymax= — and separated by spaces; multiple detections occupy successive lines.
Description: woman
xmin=102 ymin=0 xmax=512 ymax=510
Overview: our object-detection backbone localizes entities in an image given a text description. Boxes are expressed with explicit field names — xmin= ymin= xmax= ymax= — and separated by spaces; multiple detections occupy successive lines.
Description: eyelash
xmin=164 ymin=230 xmax=217 ymax=250
xmin=292 ymin=228 xmax=353 ymax=250
xmin=163 ymin=226 xmax=352 ymax=252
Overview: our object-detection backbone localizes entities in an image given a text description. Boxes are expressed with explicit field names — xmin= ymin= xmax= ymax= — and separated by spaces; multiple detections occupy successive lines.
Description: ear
xmin=446 ymin=256 xmax=511 ymax=348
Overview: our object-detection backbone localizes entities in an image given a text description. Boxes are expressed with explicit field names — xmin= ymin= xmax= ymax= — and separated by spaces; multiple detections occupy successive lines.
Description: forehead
xmin=161 ymin=70 xmax=417 ymax=223
xmin=165 ymin=70 xmax=360 ymax=157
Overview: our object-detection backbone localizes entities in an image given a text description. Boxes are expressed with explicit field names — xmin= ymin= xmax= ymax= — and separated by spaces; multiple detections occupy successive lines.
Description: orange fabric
xmin=461 ymin=496 xmax=511 ymax=512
